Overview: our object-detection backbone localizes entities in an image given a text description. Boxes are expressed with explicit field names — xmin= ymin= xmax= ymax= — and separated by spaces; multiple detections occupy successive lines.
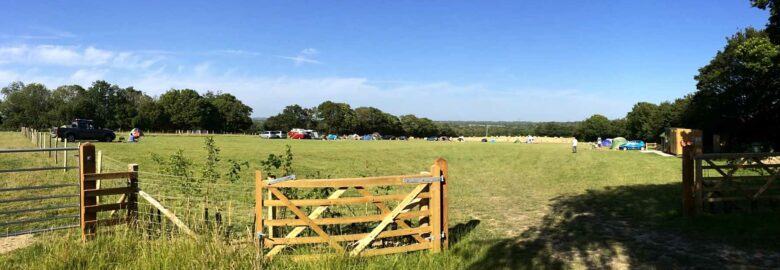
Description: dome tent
xmin=611 ymin=137 xmax=627 ymax=149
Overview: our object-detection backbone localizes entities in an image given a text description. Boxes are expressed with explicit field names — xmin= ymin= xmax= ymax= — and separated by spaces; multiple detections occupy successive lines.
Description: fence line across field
xmin=1 ymin=130 xmax=81 ymax=238
xmin=7 ymin=131 xmax=454 ymax=259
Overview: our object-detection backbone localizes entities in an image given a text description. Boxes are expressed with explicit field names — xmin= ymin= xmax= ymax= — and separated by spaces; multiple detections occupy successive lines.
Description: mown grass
xmin=2 ymin=132 xmax=780 ymax=269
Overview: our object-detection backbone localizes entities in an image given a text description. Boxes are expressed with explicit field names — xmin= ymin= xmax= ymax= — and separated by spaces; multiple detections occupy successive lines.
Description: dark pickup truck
xmin=52 ymin=119 xmax=116 ymax=142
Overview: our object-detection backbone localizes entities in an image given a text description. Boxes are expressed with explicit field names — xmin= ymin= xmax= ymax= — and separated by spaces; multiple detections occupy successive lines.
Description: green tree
xmin=399 ymin=114 xmax=438 ymax=137
xmin=316 ymin=101 xmax=356 ymax=134
xmin=263 ymin=104 xmax=317 ymax=131
xmin=158 ymin=89 xmax=211 ymax=130
xmin=752 ymin=0 xmax=780 ymax=44
xmin=204 ymin=92 xmax=253 ymax=132
xmin=132 ymin=95 xmax=168 ymax=131
xmin=0 ymin=82 xmax=52 ymax=129
xmin=354 ymin=106 xmax=403 ymax=135
xmin=610 ymin=118 xmax=628 ymax=138
xmin=534 ymin=122 xmax=576 ymax=137
xmin=625 ymin=102 xmax=660 ymax=141
xmin=690 ymin=28 xmax=780 ymax=148
xmin=48 ymin=85 xmax=87 ymax=126
xmin=576 ymin=114 xmax=613 ymax=141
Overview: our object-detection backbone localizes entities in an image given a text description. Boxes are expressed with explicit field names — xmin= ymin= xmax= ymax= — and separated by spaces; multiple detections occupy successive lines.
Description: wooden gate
xmin=682 ymin=146 xmax=780 ymax=215
xmin=255 ymin=158 xmax=449 ymax=258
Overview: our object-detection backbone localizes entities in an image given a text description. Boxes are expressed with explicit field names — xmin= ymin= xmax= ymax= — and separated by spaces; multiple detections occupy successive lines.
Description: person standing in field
xmin=572 ymin=137 xmax=578 ymax=153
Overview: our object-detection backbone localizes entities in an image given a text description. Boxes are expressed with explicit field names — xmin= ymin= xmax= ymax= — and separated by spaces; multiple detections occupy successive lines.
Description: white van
xmin=260 ymin=131 xmax=286 ymax=139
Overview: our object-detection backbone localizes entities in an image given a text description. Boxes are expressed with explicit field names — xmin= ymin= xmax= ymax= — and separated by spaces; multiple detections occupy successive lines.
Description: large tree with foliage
xmin=689 ymin=27 xmax=780 ymax=149
xmin=0 ymin=82 xmax=52 ymax=129
xmin=205 ymin=92 xmax=253 ymax=132
xmin=354 ymin=106 xmax=403 ymax=135
xmin=399 ymin=114 xmax=438 ymax=137
xmin=576 ymin=114 xmax=614 ymax=141
xmin=48 ymin=85 xmax=87 ymax=126
xmin=625 ymin=102 xmax=661 ymax=142
xmin=316 ymin=101 xmax=356 ymax=134
xmin=158 ymin=89 xmax=212 ymax=130
xmin=753 ymin=0 xmax=780 ymax=44
xmin=263 ymin=104 xmax=317 ymax=131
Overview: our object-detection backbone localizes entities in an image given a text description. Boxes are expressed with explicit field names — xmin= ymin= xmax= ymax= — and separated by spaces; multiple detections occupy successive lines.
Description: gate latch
xmin=267 ymin=175 xmax=296 ymax=185
xmin=403 ymin=176 xmax=444 ymax=184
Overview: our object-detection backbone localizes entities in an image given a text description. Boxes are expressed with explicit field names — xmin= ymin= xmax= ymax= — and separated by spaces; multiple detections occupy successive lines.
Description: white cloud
xmin=276 ymin=48 xmax=323 ymax=66
xmin=0 ymin=45 xmax=162 ymax=69
xmin=0 ymin=26 xmax=77 ymax=41
xmin=0 ymin=43 xmax=630 ymax=121
xmin=0 ymin=69 xmax=19 ymax=83
xmin=69 ymin=69 xmax=108 ymax=85
xmin=121 ymin=68 xmax=625 ymax=121
xmin=193 ymin=62 xmax=210 ymax=75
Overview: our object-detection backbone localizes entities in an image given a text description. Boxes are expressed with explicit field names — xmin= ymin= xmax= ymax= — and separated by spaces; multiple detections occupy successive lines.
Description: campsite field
xmin=2 ymin=132 xmax=780 ymax=269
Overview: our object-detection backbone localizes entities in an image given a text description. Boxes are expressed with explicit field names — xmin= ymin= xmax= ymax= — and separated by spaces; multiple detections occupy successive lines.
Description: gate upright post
xmin=429 ymin=162 xmax=443 ymax=253
xmin=80 ymin=143 xmax=97 ymax=241
xmin=435 ymin=158 xmax=449 ymax=250
xmin=255 ymin=170 xmax=265 ymax=251
xmin=682 ymin=145 xmax=695 ymax=217
xmin=127 ymin=164 xmax=139 ymax=225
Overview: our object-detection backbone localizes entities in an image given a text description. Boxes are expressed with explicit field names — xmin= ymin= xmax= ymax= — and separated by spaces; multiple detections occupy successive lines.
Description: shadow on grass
xmin=449 ymin=219 xmax=480 ymax=246
xmin=466 ymin=183 xmax=780 ymax=269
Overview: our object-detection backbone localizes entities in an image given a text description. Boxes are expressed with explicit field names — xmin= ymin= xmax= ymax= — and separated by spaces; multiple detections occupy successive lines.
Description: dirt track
xmin=0 ymin=235 xmax=34 ymax=254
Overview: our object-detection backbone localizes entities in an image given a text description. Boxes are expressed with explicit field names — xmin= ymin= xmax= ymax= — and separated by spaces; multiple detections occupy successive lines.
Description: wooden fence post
xmin=127 ymin=164 xmax=139 ymax=225
xmin=255 ymin=170 xmax=264 ymax=250
xmin=435 ymin=158 xmax=449 ymax=250
xmin=682 ymin=145 xmax=695 ymax=217
xmin=96 ymin=151 xmax=103 ymax=204
xmin=63 ymin=139 xmax=68 ymax=172
xmin=80 ymin=143 xmax=97 ymax=241
xmin=429 ymin=162 xmax=443 ymax=253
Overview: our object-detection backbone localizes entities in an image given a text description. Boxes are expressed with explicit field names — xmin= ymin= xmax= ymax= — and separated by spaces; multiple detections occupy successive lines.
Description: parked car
xmin=52 ymin=119 xmax=116 ymax=142
xmin=426 ymin=136 xmax=438 ymax=141
xmin=618 ymin=140 xmax=646 ymax=150
xmin=288 ymin=129 xmax=320 ymax=140
xmin=397 ymin=136 xmax=407 ymax=141
xmin=381 ymin=135 xmax=396 ymax=140
xmin=260 ymin=131 xmax=286 ymax=139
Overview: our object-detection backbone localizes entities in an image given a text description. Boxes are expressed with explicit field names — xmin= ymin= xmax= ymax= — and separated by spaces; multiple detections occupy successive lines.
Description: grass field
xmin=2 ymin=132 xmax=780 ymax=269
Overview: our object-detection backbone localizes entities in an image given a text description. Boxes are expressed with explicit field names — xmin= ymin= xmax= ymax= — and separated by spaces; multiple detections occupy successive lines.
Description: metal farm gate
xmin=0 ymin=146 xmax=81 ymax=237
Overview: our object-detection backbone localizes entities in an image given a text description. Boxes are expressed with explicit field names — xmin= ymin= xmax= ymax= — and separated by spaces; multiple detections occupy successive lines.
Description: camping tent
xmin=601 ymin=138 xmax=612 ymax=148
xmin=326 ymin=134 xmax=338 ymax=140
xmin=611 ymin=137 xmax=627 ymax=149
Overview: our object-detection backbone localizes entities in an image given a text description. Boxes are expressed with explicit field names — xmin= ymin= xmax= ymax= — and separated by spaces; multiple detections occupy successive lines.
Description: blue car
xmin=618 ymin=140 xmax=646 ymax=150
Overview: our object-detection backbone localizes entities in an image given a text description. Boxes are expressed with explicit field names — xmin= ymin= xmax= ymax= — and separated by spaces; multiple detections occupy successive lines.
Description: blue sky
xmin=0 ymin=1 xmax=770 ymax=121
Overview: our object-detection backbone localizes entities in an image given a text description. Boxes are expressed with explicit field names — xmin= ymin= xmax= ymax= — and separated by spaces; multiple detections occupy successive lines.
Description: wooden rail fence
xmin=255 ymin=158 xmax=449 ymax=258
xmin=682 ymin=146 xmax=780 ymax=216
xmin=78 ymin=143 xmax=196 ymax=240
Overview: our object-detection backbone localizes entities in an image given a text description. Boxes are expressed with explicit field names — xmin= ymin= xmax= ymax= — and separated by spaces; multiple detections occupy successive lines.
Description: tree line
xmin=578 ymin=1 xmax=780 ymax=151
xmin=0 ymin=80 xmax=254 ymax=132
xmin=262 ymin=101 xmax=458 ymax=138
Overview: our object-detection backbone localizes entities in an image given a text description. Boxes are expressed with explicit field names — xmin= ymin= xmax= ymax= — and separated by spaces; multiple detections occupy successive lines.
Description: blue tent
xmin=326 ymin=134 xmax=338 ymax=140
xmin=601 ymin=138 xmax=612 ymax=148
xmin=362 ymin=134 xmax=373 ymax=140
